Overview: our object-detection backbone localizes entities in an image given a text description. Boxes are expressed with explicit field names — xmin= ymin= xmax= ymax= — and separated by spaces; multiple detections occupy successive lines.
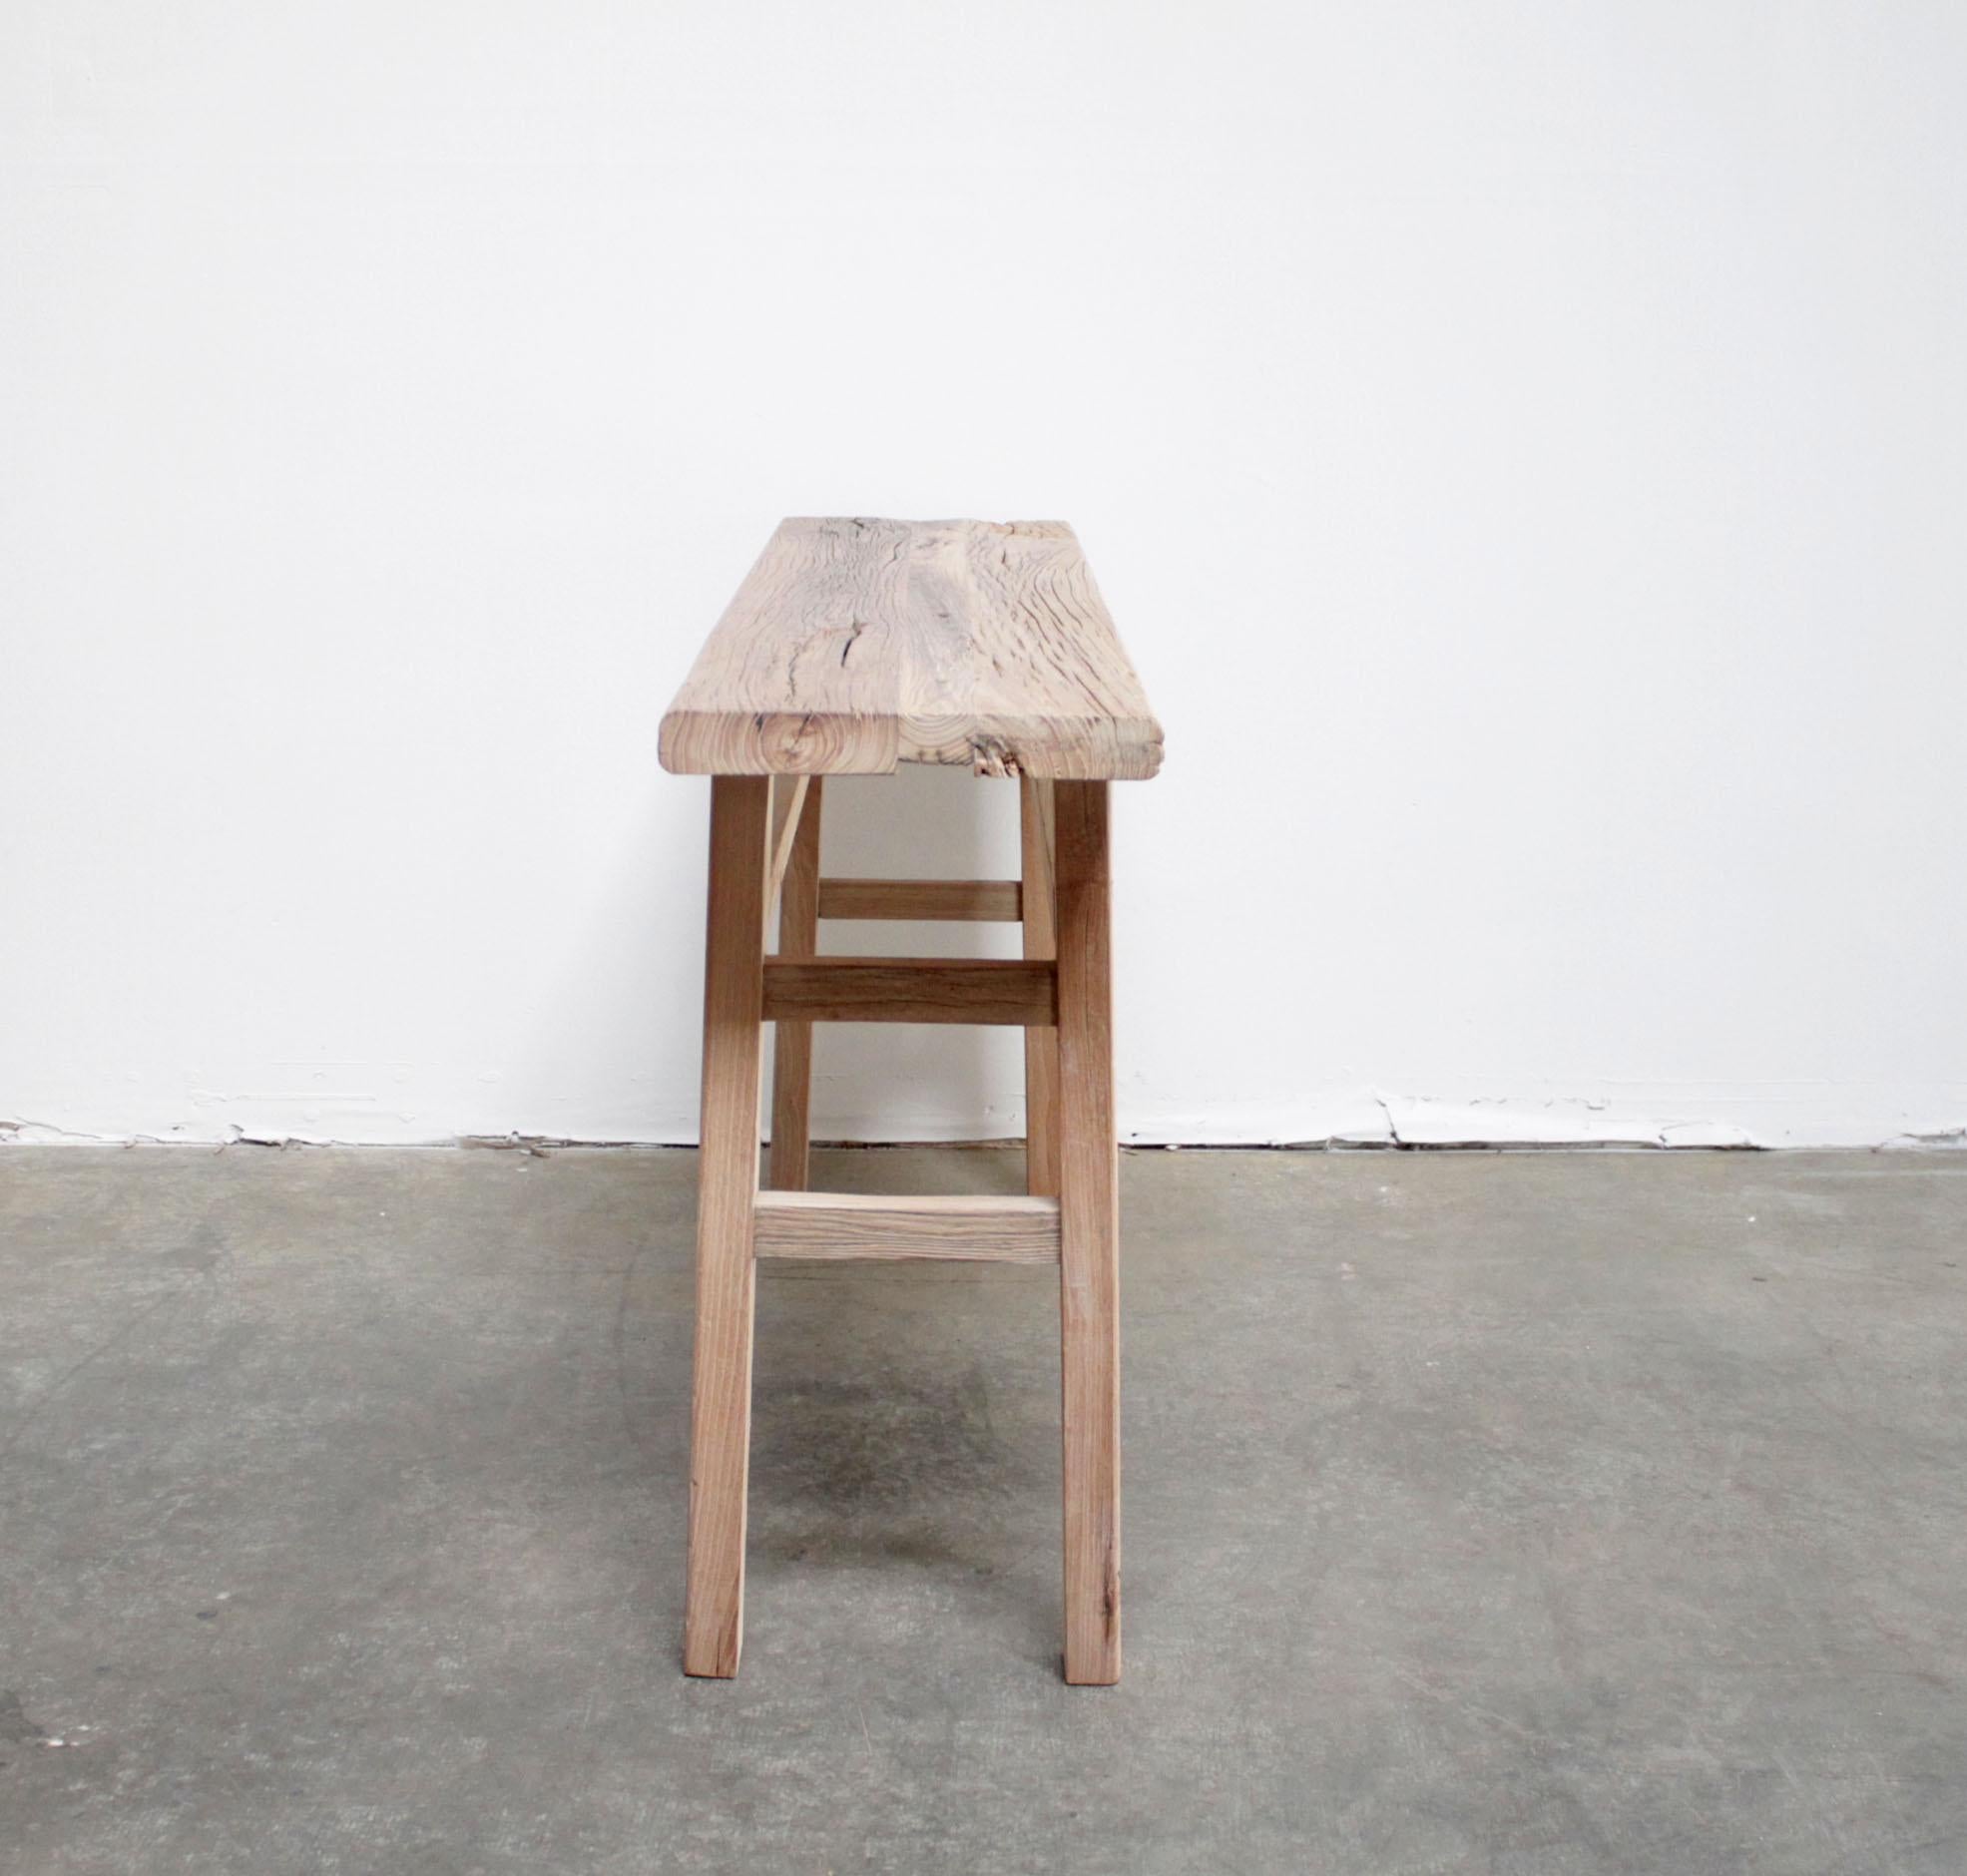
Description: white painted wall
xmin=5 ymin=2 xmax=1964 ymax=1150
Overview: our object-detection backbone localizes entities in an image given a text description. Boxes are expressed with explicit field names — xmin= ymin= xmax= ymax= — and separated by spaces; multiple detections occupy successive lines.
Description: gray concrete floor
xmin=1 ymin=1148 xmax=1964 ymax=1874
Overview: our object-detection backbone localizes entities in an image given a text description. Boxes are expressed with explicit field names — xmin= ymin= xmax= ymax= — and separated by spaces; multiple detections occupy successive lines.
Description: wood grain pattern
xmin=659 ymin=519 xmax=1163 ymax=780
xmin=684 ymin=776 xmax=771 ymax=1679
xmin=767 ymin=777 xmax=822 ymax=1191
xmin=753 ymin=1191 xmax=1062 ymax=1264
xmin=1054 ymin=780 xmax=1121 ymax=1685
xmin=1021 ymin=776 xmax=1060 ymax=1198
xmin=817 ymin=877 xmax=1022 ymax=922
xmin=762 ymin=958 xmax=1056 ymax=1027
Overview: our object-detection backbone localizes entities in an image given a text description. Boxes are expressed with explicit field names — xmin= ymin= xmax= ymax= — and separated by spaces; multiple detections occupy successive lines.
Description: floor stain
xmin=0 ymin=1688 xmax=49 ymax=1753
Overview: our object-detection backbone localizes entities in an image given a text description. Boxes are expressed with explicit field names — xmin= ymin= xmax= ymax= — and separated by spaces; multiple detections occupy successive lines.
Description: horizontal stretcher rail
xmin=752 ymin=1191 xmax=1063 ymax=1263
xmin=761 ymin=958 xmax=1056 ymax=1027
xmin=817 ymin=878 xmax=1023 ymax=922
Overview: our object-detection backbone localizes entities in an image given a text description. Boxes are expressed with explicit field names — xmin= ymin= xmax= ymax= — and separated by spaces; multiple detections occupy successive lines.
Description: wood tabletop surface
xmin=659 ymin=518 xmax=1163 ymax=779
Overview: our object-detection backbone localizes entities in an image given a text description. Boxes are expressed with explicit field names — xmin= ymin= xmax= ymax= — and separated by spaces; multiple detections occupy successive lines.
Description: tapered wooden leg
xmin=768 ymin=776 xmax=823 ymax=1190
xmin=1021 ymin=776 xmax=1060 ymax=1198
xmin=1053 ymin=779 xmax=1120 ymax=1684
xmin=684 ymin=775 xmax=771 ymax=1678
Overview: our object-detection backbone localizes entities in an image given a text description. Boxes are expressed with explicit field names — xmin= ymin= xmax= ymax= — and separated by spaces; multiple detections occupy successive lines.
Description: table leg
xmin=1022 ymin=776 xmax=1060 ymax=1197
xmin=684 ymin=775 xmax=771 ymax=1677
xmin=769 ymin=776 xmax=823 ymax=1190
xmin=1053 ymin=779 xmax=1121 ymax=1684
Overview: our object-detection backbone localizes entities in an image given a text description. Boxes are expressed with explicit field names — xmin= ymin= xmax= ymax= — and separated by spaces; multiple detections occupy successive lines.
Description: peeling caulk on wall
xmin=6 ymin=1090 xmax=1965 ymax=1152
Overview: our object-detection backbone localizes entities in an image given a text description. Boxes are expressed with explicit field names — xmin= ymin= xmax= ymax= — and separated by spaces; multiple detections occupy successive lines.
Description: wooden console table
xmin=661 ymin=517 xmax=1163 ymax=1683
